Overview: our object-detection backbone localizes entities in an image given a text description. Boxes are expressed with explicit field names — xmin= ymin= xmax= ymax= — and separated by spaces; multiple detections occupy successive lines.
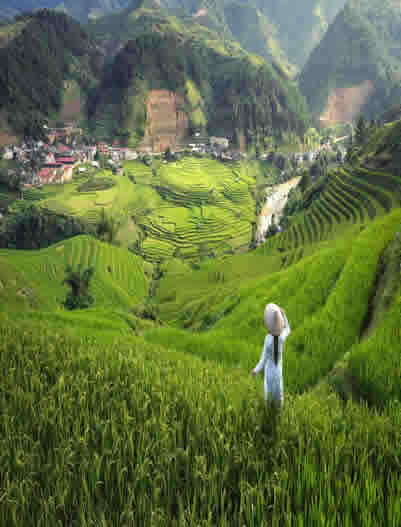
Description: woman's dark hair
xmin=274 ymin=335 xmax=279 ymax=365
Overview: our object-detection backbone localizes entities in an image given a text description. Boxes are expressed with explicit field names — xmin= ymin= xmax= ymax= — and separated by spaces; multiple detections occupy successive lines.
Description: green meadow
xmin=1 ymin=122 xmax=401 ymax=525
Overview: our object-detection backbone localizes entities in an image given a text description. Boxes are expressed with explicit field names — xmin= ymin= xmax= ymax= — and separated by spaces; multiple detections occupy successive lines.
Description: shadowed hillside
xmin=299 ymin=0 xmax=401 ymax=121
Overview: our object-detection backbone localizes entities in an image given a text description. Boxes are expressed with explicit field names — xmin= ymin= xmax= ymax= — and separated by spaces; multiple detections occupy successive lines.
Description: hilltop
xmin=1 ymin=1 xmax=348 ymax=74
xmin=299 ymin=0 xmax=401 ymax=123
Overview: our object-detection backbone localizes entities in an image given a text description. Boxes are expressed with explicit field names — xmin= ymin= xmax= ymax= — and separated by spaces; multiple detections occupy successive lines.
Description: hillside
xmin=0 ymin=5 xmax=310 ymax=148
xmin=1 ymin=114 xmax=401 ymax=524
xmin=0 ymin=0 xmax=131 ymax=21
xmin=0 ymin=234 xmax=149 ymax=312
xmin=254 ymin=0 xmax=347 ymax=69
xmin=299 ymin=0 xmax=401 ymax=123
xmin=0 ymin=9 xmax=104 ymax=143
xmin=0 ymin=1 xmax=347 ymax=75
xmin=88 ymin=26 xmax=309 ymax=148
xmin=16 ymin=156 xmax=272 ymax=261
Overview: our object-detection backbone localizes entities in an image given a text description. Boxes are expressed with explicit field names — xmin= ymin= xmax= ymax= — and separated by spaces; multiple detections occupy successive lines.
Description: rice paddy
xmin=1 ymin=134 xmax=401 ymax=526
xmin=27 ymin=157 xmax=260 ymax=261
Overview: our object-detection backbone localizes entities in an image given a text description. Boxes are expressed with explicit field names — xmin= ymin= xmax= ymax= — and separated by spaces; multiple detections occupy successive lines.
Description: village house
xmin=210 ymin=137 xmax=229 ymax=150
xmin=2 ymin=147 xmax=14 ymax=160
xmin=122 ymin=149 xmax=138 ymax=161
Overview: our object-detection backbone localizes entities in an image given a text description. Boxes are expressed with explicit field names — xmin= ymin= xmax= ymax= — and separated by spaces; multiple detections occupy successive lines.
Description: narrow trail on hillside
xmin=256 ymin=177 xmax=300 ymax=245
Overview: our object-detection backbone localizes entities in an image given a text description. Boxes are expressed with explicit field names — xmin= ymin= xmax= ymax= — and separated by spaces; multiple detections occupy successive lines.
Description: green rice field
xmin=25 ymin=157 xmax=262 ymax=261
xmin=1 ymin=121 xmax=401 ymax=525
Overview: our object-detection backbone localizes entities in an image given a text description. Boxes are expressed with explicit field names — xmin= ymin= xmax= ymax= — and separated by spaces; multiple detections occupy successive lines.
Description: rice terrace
xmin=1 ymin=2 xmax=401 ymax=525
xmin=2 ymin=119 xmax=401 ymax=525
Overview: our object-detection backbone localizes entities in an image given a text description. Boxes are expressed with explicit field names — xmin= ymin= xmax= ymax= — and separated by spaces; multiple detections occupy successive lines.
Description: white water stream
xmin=256 ymin=177 xmax=301 ymax=245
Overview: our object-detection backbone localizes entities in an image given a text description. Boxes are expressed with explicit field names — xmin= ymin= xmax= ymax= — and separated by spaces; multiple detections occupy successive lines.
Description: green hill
xmin=88 ymin=26 xmax=309 ymax=147
xmin=0 ymin=9 xmax=104 ymax=142
xmin=255 ymin=0 xmax=347 ymax=69
xmin=0 ymin=234 xmax=148 ymax=312
xmin=299 ymin=0 xmax=401 ymax=121
xmin=0 ymin=0 xmax=132 ymax=21
xmin=0 ymin=5 xmax=310 ymax=148
xmin=1 ymin=117 xmax=401 ymax=524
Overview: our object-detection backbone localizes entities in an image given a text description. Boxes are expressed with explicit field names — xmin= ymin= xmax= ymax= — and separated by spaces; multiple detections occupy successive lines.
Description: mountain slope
xmin=0 ymin=9 xmax=104 ymax=141
xmin=0 ymin=0 xmax=132 ymax=21
xmin=88 ymin=22 xmax=309 ymax=148
xmin=1 ymin=115 xmax=401 ymax=526
xmin=299 ymin=0 xmax=401 ymax=122
xmin=2 ymin=1 xmax=347 ymax=74
xmin=254 ymin=0 xmax=347 ymax=69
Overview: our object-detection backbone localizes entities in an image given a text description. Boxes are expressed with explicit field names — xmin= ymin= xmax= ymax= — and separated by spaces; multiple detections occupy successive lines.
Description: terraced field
xmin=125 ymin=157 xmax=257 ymax=261
xmin=2 ymin=123 xmax=401 ymax=526
xmin=22 ymin=158 xmax=259 ymax=261
xmin=0 ymin=235 xmax=148 ymax=312
xmin=261 ymin=164 xmax=401 ymax=254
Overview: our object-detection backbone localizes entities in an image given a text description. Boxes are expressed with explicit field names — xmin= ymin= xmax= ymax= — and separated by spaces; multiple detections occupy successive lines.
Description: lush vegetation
xmin=0 ymin=9 xmax=103 ymax=140
xmin=77 ymin=177 xmax=116 ymax=192
xmin=88 ymin=17 xmax=309 ymax=147
xmin=1 ymin=7 xmax=401 ymax=526
xmin=0 ymin=202 xmax=92 ymax=249
xmin=299 ymin=0 xmax=401 ymax=118
xmin=17 ymin=157 xmax=275 ymax=262
xmin=1 ymin=117 xmax=401 ymax=525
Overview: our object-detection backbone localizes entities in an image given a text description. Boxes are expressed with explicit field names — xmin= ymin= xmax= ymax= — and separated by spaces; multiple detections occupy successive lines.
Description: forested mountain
xmin=252 ymin=0 xmax=347 ymax=69
xmin=0 ymin=1 xmax=348 ymax=73
xmin=0 ymin=1 xmax=131 ymax=21
xmin=299 ymin=0 xmax=401 ymax=122
xmin=88 ymin=26 xmax=309 ymax=148
xmin=0 ymin=4 xmax=309 ymax=147
xmin=0 ymin=9 xmax=104 ymax=139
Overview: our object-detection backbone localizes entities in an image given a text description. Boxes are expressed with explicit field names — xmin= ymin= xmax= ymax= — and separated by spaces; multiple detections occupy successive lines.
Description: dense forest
xmin=0 ymin=9 xmax=103 ymax=139
xmin=88 ymin=29 xmax=309 ymax=147
xmin=299 ymin=0 xmax=401 ymax=119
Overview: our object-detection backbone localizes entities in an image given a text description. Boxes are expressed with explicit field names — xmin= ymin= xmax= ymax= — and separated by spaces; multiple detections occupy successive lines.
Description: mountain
xmin=0 ymin=5 xmax=309 ymax=147
xmin=0 ymin=0 xmax=132 ymax=21
xmin=254 ymin=0 xmax=347 ymax=69
xmin=0 ymin=9 xmax=104 ymax=142
xmin=87 ymin=20 xmax=309 ymax=149
xmin=0 ymin=1 xmax=348 ymax=73
xmin=299 ymin=0 xmax=401 ymax=123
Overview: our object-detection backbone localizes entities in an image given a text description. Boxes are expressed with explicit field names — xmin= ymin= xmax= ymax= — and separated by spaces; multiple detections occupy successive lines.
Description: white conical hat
xmin=264 ymin=303 xmax=284 ymax=335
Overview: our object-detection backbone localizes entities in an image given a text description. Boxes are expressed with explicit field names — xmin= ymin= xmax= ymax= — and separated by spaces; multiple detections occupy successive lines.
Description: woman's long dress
xmin=254 ymin=312 xmax=290 ymax=406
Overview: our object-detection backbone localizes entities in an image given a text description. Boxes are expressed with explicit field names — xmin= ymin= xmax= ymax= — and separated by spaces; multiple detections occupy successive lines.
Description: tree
xmin=96 ymin=208 xmax=118 ymax=244
xmin=299 ymin=171 xmax=311 ymax=193
xmin=164 ymin=146 xmax=173 ymax=161
xmin=355 ymin=115 xmax=368 ymax=145
xmin=63 ymin=265 xmax=94 ymax=310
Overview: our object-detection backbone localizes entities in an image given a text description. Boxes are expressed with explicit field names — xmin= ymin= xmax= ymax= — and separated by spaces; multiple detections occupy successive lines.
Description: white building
xmin=2 ymin=148 xmax=13 ymax=160
xmin=210 ymin=137 xmax=229 ymax=150
xmin=123 ymin=149 xmax=138 ymax=161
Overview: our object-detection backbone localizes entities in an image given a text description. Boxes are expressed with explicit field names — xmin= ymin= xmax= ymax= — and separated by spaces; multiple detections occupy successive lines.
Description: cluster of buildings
xmin=1 ymin=140 xmax=139 ymax=187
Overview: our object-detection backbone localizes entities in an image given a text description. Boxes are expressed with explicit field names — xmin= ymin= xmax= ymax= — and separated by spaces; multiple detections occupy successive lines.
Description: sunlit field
xmin=1 ymin=125 xmax=401 ymax=525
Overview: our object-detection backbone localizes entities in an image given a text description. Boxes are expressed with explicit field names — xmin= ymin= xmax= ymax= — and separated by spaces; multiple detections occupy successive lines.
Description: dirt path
xmin=256 ymin=177 xmax=301 ymax=245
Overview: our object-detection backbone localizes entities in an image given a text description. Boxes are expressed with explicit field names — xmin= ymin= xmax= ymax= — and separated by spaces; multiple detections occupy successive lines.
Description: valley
xmin=1 ymin=2 xmax=401 ymax=526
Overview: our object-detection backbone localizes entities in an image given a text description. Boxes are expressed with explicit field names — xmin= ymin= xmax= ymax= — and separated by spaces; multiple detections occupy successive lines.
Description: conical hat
xmin=264 ymin=303 xmax=284 ymax=335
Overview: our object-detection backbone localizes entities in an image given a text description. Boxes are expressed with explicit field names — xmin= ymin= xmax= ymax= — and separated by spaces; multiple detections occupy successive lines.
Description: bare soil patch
xmin=320 ymin=80 xmax=375 ymax=124
xmin=139 ymin=90 xmax=189 ymax=153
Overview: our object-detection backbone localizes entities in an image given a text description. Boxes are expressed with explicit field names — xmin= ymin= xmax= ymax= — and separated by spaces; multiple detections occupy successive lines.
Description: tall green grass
xmin=0 ymin=321 xmax=400 ymax=526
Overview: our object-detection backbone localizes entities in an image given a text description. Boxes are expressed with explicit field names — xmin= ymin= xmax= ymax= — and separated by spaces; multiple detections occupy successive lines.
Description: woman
xmin=251 ymin=304 xmax=291 ymax=409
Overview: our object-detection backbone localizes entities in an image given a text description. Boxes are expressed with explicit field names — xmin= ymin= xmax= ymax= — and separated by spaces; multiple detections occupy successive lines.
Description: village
xmin=0 ymin=122 xmax=346 ymax=193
